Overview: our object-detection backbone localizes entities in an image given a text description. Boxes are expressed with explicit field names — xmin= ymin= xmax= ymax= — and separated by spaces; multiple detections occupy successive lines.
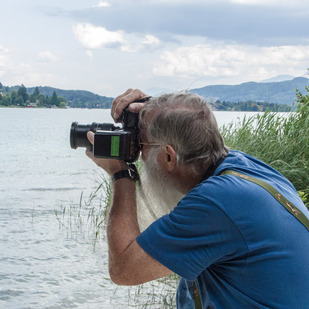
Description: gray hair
xmin=139 ymin=92 xmax=229 ymax=175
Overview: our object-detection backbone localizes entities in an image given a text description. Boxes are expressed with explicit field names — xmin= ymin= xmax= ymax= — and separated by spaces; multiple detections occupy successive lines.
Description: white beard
xmin=136 ymin=149 xmax=184 ymax=231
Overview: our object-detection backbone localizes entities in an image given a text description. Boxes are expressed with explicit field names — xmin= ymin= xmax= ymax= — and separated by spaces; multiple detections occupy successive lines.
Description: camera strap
xmin=193 ymin=169 xmax=309 ymax=309
xmin=221 ymin=169 xmax=309 ymax=231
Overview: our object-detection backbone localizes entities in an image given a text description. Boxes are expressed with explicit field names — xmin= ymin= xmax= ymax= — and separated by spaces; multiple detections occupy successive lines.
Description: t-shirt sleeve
xmin=136 ymin=187 xmax=247 ymax=280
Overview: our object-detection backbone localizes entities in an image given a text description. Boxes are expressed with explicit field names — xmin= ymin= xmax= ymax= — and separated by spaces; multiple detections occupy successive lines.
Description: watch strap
xmin=112 ymin=164 xmax=140 ymax=183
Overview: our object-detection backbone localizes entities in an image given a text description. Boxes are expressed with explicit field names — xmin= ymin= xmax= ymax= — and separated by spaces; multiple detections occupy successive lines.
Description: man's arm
xmin=107 ymin=177 xmax=173 ymax=285
xmin=86 ymin=131 xmax=172 ymax=286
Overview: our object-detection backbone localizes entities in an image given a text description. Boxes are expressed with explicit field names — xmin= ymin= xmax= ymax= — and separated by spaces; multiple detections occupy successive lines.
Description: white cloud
xmin=153 ymin=44 xmax=309 ymax=82
xmin=229 ymin=0 xmax=273 ymax=5
xmin=145 ymin=0 xmax=306 ymax=6
xmin=228 ymin=0 xmax=308 ymax=6
xmin=121 ymin=34 xmax=162 ymax=52
xmin=0 ymin=45 xmax=9 ymax=77
xmin=86 ymin=50 xmax=94 ymax=59
xmin=38 ymin=51 xmax=57 ymax=62
xmin=93 ymin=1 xmax=111 ymax=8
xmin=73 ymin=23 xmax=162 ymax=53
xmin=141 ymin=35 xmax=161 ymax=49
xmin=147 ymin=0 xmax=225 ymax=4
xmin=0 ymin=45 xmax=9 ymax=57
xmin=73 ymin=23 xmax=125 ymax=49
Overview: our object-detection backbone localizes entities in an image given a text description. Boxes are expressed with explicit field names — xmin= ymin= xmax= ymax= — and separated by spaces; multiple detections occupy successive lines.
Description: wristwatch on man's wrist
xmin=112 ymin=164 xmax=140 ymax=183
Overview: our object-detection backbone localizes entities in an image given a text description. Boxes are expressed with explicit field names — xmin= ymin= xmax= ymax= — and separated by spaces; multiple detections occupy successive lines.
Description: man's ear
xmin=163 ymin=145 xmax=177 ymax=171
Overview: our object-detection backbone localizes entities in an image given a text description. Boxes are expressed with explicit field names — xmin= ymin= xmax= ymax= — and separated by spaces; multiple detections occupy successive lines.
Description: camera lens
xmin=70 ymin=122 xmax=117 ymax=150
xmin=70 ymin=122 xmax=92 ymax=149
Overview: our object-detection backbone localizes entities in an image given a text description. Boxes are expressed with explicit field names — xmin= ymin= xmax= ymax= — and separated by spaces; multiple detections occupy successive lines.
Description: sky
xmin=0 ymin=0 xmax=309 ymax=97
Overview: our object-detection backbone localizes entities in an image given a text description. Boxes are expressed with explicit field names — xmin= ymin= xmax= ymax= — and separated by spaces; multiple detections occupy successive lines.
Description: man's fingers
xmin=87 ymin=131 xmax=95 ymax=144
xmin=111 ymin=88 xmax=133 ymax=120
xmin=112 ymin=89 xmax=147 ymax=121
xmin=128 ymin=102 xmax=147 ymax=114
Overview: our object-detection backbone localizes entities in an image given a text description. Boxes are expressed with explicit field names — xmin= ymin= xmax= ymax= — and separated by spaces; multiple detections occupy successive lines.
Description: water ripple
xmin=25 ymin=187 xmax=82 ymax=192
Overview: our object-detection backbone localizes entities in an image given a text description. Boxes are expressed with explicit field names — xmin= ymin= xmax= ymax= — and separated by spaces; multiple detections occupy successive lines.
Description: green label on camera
xmin=111 ymin=136 xmax=120 ymax=157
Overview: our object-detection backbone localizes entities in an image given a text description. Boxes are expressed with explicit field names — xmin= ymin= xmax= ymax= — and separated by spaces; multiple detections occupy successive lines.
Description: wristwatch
xmin=112 ymin=164 xmax=140 ymax=183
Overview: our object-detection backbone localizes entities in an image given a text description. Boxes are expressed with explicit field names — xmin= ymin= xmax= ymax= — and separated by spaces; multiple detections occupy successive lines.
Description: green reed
xmin=221 ymin=86 xmax=309 ymax=208
xmin=54 ymin=172 xmax=111 ymax=242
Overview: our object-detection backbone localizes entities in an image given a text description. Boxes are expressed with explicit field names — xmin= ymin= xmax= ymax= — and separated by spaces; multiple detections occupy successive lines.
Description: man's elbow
xmin=109 ymin=264 xmax=140 ymax=286
xmin=109 ymin=268 xmax=127 ymax=285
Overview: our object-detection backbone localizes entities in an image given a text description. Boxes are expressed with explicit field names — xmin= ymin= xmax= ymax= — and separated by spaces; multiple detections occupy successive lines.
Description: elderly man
xmin=86 ymin=89 xmax=309 ymax=309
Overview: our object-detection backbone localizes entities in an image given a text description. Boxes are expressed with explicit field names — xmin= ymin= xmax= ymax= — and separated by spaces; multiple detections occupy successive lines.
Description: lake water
xmin=0 ymin=108 xmax=258 ymax=309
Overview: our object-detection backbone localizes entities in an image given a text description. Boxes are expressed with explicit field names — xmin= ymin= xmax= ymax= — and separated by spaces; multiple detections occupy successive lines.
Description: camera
xmin=70 ymin=107 xmax=140 ymax=163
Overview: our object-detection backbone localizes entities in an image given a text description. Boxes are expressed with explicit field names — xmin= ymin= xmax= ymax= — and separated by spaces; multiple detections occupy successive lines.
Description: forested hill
xmin=1 ymin=76 xmax=308 ymax=110
xmin=26 ymin=86 xmax=114 ymax=108
xmin=191 ymin=77 xmax=309 ymax=106
xmin=34 ymin=77 xmax=308 ymax=108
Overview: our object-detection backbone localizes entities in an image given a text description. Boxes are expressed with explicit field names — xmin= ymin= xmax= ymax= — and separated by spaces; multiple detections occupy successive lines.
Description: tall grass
xmin=54 ymin=173 xmax=111 ymax=242
xmin=221 ymin=86 xmax=309 ymax=208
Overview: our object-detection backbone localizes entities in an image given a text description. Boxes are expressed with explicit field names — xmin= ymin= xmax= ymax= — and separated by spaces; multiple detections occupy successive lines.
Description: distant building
xmin=26 ymin=102 xmax=37 ymax=108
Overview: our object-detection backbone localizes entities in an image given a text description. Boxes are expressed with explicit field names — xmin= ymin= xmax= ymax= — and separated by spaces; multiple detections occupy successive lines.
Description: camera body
xmin=70 ymin=108 xmax=140 ymax=163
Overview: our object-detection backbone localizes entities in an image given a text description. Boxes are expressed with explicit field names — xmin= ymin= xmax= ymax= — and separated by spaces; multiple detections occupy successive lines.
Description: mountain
xmin=26 ymin=86 xmax=114 ymax=108
xmin=191 ymin=77 xmax=309 ymax=105
xmin=2 ymin=76 xmax=308 ymax=108
xmin=261 ymin=75 xmax=295 ymax=83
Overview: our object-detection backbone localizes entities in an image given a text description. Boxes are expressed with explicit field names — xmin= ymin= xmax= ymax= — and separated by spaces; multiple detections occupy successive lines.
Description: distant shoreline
xmin=0 ymin=105 xmax=67 ymax=109
xmin=0 ymin=105 xmax=292 ymax=112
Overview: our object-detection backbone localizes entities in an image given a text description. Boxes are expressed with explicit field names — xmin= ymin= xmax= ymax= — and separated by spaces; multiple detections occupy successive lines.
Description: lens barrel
xmin=70 ymin=122 xmax=116 ymax=150
xmin=70 ymin=122 xmax=92 ymax=149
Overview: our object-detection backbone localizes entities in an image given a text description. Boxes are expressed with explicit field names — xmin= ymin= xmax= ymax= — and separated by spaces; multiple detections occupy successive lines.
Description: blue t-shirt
xmin=137 ymin=150 xmax=309 ymax=309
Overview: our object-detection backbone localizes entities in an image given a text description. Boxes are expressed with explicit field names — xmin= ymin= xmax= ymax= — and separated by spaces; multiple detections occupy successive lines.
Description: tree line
xmin=212 ymin=100 xmax=292 ymax=112
xmin=0 ymin=83 xmax=66 ymax=108
xmin=0 ymin=82 xmax=293 ymax=111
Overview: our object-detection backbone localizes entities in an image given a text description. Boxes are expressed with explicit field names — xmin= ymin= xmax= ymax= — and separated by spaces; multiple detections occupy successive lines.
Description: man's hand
xmin=111 ymin=88 xmax=148 ymax=121
xmin=86 ymin=131 xmax=127 ymax=176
